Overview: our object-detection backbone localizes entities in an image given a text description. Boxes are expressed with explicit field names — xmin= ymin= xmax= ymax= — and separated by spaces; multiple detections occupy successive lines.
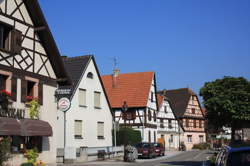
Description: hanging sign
xmin=58 ymin=97 xmax=71 ymax=112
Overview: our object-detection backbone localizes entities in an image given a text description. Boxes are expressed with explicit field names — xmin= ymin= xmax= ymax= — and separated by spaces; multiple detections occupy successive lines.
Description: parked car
xmin=214 ymin=144 xmax=250 ymax=166
xmin=153 ymin=143 xmax=165 ymax=156
xmin=136 ymin=142 xmax=156 ymax=159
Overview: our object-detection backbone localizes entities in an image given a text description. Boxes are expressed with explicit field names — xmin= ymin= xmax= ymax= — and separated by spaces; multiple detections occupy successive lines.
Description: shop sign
xmin=58 ymin=97 xmax=71 ymax=112
xmin=55 ymin=86 xmax=72 ymax=100
xmin=0 ymin=107 xmax=25 ymax=119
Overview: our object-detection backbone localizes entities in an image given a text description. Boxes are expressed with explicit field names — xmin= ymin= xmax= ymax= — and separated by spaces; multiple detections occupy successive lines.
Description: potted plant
xmin=0 ymin=90 xmax=12 ymax=110
xmin=26 ymin=98 xmax=40 ymax=119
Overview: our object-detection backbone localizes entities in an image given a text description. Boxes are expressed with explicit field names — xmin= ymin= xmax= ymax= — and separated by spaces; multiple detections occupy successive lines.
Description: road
xmin=79 ymin=150 xmax=213 ymax=166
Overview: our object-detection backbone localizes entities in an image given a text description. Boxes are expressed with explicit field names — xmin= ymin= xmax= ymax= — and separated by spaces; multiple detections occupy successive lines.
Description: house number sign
xmin=58 ymin=97 xmax=71 ymax=112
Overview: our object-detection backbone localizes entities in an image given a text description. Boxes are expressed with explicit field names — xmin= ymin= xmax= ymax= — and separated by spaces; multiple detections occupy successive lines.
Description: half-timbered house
xmin=0 ymin=0 xmax=70 ymax=164
xmin=159 ymin=88 xmax=206 ymax=150
xmin=57 ymin=55 xmax=113 ymax=162
xmin=102 ymin=71 xmax=158 ymax=143
xmin=156 ymin=94 xmax=183 ymax=150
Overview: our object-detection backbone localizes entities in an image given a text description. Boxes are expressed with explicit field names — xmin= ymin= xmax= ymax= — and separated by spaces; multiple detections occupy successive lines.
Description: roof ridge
xmin=102 ymin=71 xmax=155 ymax=77
xmin=62 ymin=55 xmax=93 ymax=61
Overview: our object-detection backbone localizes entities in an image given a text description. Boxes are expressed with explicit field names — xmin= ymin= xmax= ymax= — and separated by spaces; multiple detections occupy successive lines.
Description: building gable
xmin=0 ymin=0 xmax=70 ymax=84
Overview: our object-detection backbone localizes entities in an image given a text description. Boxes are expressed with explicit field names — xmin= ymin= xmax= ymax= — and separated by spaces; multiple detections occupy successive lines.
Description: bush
xmin=24 ymin=149 xmax=39 ymax=163
xmin=0 ymin=137 xmax=11 ymax=166
xmin=20 ymin=163 xmax=33 ymax=166
xmin=192 ymin=143 xmax=210 ymax=150
xmin=114 ymin=127 xmax=142 ymax=146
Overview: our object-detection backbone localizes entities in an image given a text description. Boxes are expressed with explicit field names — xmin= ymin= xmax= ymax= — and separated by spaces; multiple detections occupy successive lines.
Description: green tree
xmin=200 ymin=76 xmax=250 ymax=143
xmin=114 ymin=127 xmax=142 ymax=146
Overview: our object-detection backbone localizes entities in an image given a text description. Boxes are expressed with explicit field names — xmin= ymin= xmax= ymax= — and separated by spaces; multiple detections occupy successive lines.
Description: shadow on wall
xmin=42 ymin=137 xmax=50 ymax=151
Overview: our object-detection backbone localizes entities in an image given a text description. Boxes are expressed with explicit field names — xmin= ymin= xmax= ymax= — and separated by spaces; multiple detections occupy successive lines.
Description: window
xmin=94 ymin=91 xmax=101 ymax=108
xmin=170 ymin=135 xmax=173 ymax=143
xmin=199 ymin=135 xmax=204 ymax=143
xmin=199 ymin=120 xmax=202 ymax=128
xmin=97 ymin=122 xmax=104 ymax=139
xmin=10 ymin=136 xmax=42 ymax=153
xmin=168 ymin=119 xmax=172 ymax=128
xmin=164 ymin=106 xmax=167 ymax=113
xmin=21 ymin=77 xmax=41 ymax=104
xmin=187 ymin=135 xmax=192 ymax=142
xmin=186 ymin=119 xmax=189 ymax=127
xmin=154 ymin=131 xmax=156 ymax=142
xmin=0 ymin=74 xmax=7 ymax=91
xmin=0 ymin=23 xmax=22 ymax=54
xmin=153 ymin=111 xmax=156 ymax=121
xmin=148 ymin=109 xmax=152 ymax=121
xmin=78 ymin=89 xmax=86 ymax=106
xmin=194 ymin=119 xmax=196 ymax=128
xmin=192 ymin=108 xmax=195 ymax=114
xmin=74 ymin=120 xmax=83 ymax=139
xmin=160 ymin=119 xmax=164 ymax=128
xmin=122 ymin=111 xmax=136 ymax=120
xmin=151 ymin=91 xmax=154 ymax=102
xmin=87 ymin=72 xmax=93 ymax=79
xmin=148 ymin=131 xmax=151 ymax=143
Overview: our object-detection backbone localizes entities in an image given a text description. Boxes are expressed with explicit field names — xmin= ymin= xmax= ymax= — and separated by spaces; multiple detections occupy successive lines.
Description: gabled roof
xmin=157 ymin=94 xmax=164 ymax=109
xmin=62 ymin=55 xmax=113 ymax=115
xmin=63 ymin=55 xmax=91 ymax=92
xmin=159 ymin=88 xmax=197 ymax=118
xmin=23 ymin=0 xmax=71 ymax=85
xmin=101 ymin=72 xmax=155 ymax=108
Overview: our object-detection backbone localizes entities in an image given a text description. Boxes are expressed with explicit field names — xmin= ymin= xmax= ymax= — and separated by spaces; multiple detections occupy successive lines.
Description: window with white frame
xmin=74 ymin=120 xmax=83 ymax=139
xmin=97 ymin=122 xmax=104 ymax=139
xmin=199 ymin=135 xmax=204 ymax=143
xmin=187 ymin=135 xmax=192 ymax=142
xmin=94 ymin=91 xmax=101 ymax=108
xmin=78 ymin=89 xmax=86 ymax=106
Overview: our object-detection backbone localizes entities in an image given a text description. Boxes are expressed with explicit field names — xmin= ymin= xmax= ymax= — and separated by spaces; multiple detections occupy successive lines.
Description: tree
xmin=200 ymin=76 xmax=250 ymax=143
xmin=113 ymin=127 xmax=142 ymax=146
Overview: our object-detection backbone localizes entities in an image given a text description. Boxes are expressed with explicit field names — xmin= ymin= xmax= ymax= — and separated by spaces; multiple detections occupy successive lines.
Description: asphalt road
xmin=78 ymin=150 xmax=213 ymax=166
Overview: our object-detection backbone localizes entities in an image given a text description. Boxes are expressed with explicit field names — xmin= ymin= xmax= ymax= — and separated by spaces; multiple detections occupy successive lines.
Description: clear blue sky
xmin=39 ymin=0 xmax=250 ymax=96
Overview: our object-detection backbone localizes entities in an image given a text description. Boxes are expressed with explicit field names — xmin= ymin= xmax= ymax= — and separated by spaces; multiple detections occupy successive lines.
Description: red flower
xmin=26 ymin=96 xmax=34 ymax=101
xmin=1 ymin=90 xmax=11 ymax=96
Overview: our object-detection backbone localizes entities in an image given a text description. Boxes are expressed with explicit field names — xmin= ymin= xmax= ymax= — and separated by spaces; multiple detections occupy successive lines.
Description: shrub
xmin=0 ymin=137 xmax=11 ymax=166
xmin=20 ymin=163 xmax=33 ymax=166
xmin=114 ymin=127 xmax=142 ymax=146
xmin=192 ymin=143 xmax=210 ymax=150
xmin=24 ymin=149 xmax=39 ymax=163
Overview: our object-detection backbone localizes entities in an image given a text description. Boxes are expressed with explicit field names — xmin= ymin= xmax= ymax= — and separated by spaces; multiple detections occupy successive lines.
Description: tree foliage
xmin=200 ymin=76 xmax=250 ymax=135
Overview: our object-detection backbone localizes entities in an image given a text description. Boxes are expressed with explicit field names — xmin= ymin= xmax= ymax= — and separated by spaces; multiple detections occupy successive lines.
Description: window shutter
xmin=11 ymin=76 xmax=17 ymax=101
xmin=97 ymin=122 xmax=104 ymax=137
xmin=94 ymin=92 xmax=101 ymax=108
xmin=11 ymin=29 xmax=22 ymax=54
xmin=38 ymin=82 xmax=43 ymax=105
xmin=78 ymin=89 xmax=86 ymax=106
xmin=74 ymin=120 xmax=82 ymax=136
xmin=21 ymin=79 xmax=27 ymax=103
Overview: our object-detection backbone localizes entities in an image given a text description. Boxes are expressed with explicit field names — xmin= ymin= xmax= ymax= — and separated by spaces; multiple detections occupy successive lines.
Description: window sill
xmin=97 ymin=136 xmax=105 ymax=140
xmin=94 ymin=106 xmax=102 ymax=109
xmin=75 ymin=136 xmax=83 ymax=139
xmin=79 ymin=105 xmax=87 ymax=108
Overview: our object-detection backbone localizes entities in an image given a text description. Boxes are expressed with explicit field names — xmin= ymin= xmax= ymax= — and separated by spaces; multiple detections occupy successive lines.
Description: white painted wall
xmin=57 ymin=59 xmax=113 ymax=150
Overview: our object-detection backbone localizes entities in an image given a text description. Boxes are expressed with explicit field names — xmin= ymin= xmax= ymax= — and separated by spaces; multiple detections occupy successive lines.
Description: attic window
xmin=87 ymin=72 xmax=93 ymax=79
xmin=0 ymin=23 xmax=22 ymax=54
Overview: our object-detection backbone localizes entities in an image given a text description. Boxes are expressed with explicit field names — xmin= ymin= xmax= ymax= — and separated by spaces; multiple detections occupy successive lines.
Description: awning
xmin=0 ymin=117 xmax=21 ymax=135
xmin=20 ymin=119 xmax=53 ymax=136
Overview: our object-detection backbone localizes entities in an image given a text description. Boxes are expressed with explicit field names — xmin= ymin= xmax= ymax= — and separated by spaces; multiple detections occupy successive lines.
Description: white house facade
xmin=0 ymin=0 xmax=70 ymax=164
xmin=102 ymin=71 xmax=158 ymax=143
xmin=156 ymin=94 xmax=183 ymax=150
xmin=57 ymin=55 xmax=113 ymax=162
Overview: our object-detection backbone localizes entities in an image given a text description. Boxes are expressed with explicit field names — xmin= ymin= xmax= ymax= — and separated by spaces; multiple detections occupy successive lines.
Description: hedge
xmin=113 ymin=127 xmax=142 ymax=146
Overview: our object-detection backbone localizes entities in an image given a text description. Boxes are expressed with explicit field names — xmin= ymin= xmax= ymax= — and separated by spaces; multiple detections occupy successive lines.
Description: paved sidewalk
xmin=47 ymin=151 xmax=183 ymax=166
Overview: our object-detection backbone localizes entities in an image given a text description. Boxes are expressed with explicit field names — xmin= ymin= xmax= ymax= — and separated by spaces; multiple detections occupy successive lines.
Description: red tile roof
xmin=157 ymin=94 xmax=164 ymax=109
xmin=101 ymin=72 xmax=154 ymax=108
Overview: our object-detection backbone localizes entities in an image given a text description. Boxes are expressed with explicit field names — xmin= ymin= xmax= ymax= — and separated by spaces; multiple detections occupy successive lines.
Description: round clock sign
xmin=58 ymin=97 xmax=71 ymax=112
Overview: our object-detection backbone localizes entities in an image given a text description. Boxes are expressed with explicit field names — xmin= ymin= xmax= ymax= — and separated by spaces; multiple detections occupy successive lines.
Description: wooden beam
xmin=34 ymin=26 xmax=46 ymax=31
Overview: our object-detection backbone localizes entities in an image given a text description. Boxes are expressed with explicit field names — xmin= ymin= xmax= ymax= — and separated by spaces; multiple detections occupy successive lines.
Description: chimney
xmin=112 ymin=69 xmax=120 ymax=88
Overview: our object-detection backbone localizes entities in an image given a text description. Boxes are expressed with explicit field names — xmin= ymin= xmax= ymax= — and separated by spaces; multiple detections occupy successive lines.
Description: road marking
xmin=193 ymin=151 xmax=204 ymax=159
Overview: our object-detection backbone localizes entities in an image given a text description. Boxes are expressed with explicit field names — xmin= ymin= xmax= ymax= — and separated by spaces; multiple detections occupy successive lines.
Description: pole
xmin=114 ymin=120 xmax=117 ymax=156
xmin=178 ymin=120 xmax=181 ymax=151
xmin=64 ymin=111 xmax=66 ymax=163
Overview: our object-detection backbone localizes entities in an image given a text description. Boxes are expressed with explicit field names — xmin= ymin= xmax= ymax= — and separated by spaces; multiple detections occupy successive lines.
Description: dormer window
xmin=87 ymin=72 xmax=93 ymax=79
xmin=0 ymin=23 xmax=22 ymax=54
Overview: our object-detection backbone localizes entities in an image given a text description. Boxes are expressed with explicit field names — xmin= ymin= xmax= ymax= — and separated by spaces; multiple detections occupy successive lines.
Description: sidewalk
xmin=47 ymin=150 xmax=183 ymax=166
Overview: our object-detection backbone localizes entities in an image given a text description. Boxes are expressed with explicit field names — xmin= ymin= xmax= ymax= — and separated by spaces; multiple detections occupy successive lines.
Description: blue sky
xmin=39 ymin=0 xmax=250 ymax=96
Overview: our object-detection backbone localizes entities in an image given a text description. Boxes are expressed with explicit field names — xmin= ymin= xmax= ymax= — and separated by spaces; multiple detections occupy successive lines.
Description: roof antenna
xmin=112 ymin=57 xmax=120 ymax=87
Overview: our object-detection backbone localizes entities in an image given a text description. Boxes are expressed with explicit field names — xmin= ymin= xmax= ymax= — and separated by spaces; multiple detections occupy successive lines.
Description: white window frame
xmin=78 ymin=88 xmax=86 ymax=106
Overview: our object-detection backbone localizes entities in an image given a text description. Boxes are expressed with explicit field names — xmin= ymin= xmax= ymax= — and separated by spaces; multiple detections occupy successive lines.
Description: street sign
xmin=58 ymin=97 xmax=71 ymax=112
